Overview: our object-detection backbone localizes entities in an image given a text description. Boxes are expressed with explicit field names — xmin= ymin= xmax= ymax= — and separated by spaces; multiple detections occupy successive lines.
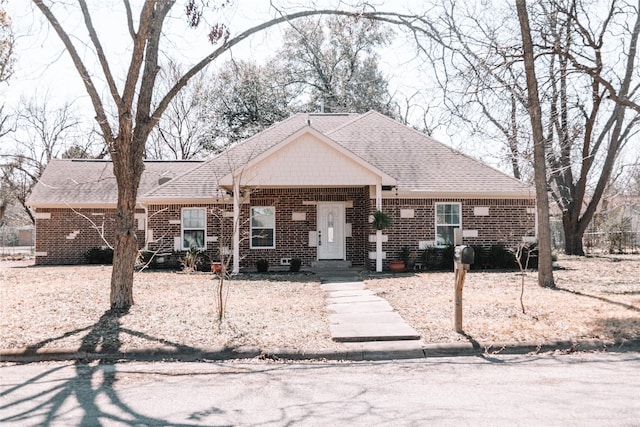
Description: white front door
xmin=317 ymin=202 xmax=345 ymax=260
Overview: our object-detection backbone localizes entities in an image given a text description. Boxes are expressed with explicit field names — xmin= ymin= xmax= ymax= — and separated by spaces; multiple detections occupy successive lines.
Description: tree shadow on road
xmin=0 ymin=309 xmax=217 ymax=426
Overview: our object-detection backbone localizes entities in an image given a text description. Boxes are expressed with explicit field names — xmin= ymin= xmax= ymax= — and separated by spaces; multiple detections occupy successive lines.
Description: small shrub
xmin=438 ymin=244 xmax=455 ymax=270
xmin=181 ymin=247 xmax=206 ymax=272
xmin=488 ymin=244 xmax=516 ymax=269
xmin=84 ymin=246 xmax=114 ymax=265
xmin=420 ymin=245 xmax=454 ymax=271
xmin=469 ymin=245 xmax=487 ymax=270
xmin=420 ymin=246 xmax=438 ymax=270
xmin=289 ymin=258 xmax=302 ymax=272
xmin=399 ymin=246 xmax=412 ymax=268
xmin=256 ymin=258 xmax=269 ymax=273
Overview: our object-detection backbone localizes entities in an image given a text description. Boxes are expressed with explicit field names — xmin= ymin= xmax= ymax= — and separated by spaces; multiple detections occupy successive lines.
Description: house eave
xmin=402 ymin=190 xmax=535 ymax=199
xmin=28 ymin=202 xmax=120 ymax=209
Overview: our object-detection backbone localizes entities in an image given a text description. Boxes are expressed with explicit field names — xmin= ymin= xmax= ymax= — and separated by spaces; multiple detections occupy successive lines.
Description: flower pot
xmin=211 ymin=262 xmax=223 ymax=273
xmin=389 ymin=260 xmax=405 ymax=272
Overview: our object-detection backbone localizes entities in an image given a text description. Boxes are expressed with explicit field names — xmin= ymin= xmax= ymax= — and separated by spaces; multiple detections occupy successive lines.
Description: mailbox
xmin=454 ymin=245 xmax=475 ymax=265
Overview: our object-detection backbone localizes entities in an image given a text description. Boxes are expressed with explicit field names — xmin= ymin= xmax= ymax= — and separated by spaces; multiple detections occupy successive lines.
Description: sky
xmin=3 ymin=1 xmax=637 ymax=177
xmin=3 ymin=1 xmax=428 ymax=121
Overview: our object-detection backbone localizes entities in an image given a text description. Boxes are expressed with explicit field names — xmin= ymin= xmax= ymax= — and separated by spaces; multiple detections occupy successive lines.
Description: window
xmin=182 ymin=208 xmax=206 ymax=249
xmin=435 ymin=203 xmax=461 ymax=246
xmin=251 ymin=207 xmax=275 ymax=248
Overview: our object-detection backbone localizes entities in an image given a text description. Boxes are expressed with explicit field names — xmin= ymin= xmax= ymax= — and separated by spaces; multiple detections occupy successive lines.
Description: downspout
xmin=376 ymin=183 xmax=382 ymax=272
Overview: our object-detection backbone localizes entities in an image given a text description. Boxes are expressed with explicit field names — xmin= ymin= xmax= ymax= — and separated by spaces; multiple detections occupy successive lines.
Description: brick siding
xmin=33 ymin=208 xmax=145 ymax=265
xmin=35 ymin=194 xmax=536 ymax=270
xmin=370 ymin=198 xmax=536 ymax=269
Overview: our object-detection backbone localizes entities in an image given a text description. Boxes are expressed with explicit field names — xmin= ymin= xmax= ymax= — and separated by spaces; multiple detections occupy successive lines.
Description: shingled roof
xmin=29 ymin=111 xmax=533 ymax=206
xmin=26 ymin=159 xmax=203 ymax=207
xmin=143 ymin=111 xmax=532 ymax=199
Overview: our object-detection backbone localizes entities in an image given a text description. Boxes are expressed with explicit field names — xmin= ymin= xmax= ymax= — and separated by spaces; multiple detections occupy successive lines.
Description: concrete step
xmin=331 ymin=323 xmax=421 ymax=342
xmin=312 ymin=260 xmax=352 ymax=269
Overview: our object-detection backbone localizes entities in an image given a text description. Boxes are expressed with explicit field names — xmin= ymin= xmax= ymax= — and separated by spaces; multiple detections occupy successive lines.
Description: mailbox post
xmin=453 ymin=230 xmax=474 ymax=333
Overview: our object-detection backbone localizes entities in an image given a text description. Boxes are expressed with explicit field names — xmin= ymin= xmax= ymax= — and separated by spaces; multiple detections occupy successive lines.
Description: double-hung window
xmin=435 ymin=203 xmax=461 ymax=246
xmin=182 ymin=208 xmax=206 ymax=249
xmin=251 ymin=207 xmax=275 ymax=249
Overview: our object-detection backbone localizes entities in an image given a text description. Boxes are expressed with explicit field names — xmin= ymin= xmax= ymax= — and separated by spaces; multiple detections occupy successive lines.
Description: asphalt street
xmin=1 ymin=352 xmax=639 ymax=426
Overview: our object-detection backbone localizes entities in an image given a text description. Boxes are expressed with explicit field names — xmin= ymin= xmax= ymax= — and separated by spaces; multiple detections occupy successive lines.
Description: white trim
xmin=34 ymin=212 xmax=51 ymax=219
xmin=181 ymin=207 xmax=206 ymax=250
xmin=250 ymin=206 xmax=276 ymax=249
xmin=434 ymin=202 xmax=462 ymax=247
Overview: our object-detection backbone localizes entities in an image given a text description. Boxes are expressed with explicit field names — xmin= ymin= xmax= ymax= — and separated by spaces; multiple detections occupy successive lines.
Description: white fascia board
xmin=26 ymin=203 xmax=118 ymax=209
xmin=139 ymin=197 xmax=233 ymax=205
xmin=405 ymin=190 xmax=535 ymax=199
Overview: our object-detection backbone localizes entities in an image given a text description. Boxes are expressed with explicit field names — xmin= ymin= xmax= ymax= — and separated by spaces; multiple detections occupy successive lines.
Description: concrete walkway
xmin=317 ymin=269 xmax=422 ymax=347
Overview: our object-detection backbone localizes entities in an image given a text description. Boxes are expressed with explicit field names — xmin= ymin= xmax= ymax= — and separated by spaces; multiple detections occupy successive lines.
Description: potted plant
xmin=372 ymin=210 xmax=392 ymax=230
xmin=211 ymin=260 xmax=223 ymax=274
xmin=389 ymin=247 xmax=411 ymax=272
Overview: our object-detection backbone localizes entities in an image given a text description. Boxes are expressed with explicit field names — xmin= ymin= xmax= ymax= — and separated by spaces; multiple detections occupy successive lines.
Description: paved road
xmin=1 ymin=352 xmax=639 ymax=426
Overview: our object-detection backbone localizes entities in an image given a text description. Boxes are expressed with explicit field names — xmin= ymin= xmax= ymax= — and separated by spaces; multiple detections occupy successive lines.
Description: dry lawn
xmin=1 ymin=254 xmax=639 ymax=354
xmin=0 ymin=263 xmax=339 ymax=354
xmin=366 ymin=254 xmax=640 ymax=346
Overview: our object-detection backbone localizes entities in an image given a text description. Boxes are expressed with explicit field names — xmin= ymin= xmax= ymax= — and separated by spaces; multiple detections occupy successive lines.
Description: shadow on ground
xmin=0 ymin=309 xmax=209 ymax=426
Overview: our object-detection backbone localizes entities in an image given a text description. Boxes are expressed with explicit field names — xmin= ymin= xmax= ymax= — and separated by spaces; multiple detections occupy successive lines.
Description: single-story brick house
xmin=27 ymin=111 xmax=536 ymax=272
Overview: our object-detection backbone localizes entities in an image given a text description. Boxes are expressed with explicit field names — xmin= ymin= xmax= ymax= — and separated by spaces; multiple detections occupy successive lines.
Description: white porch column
xmin=375 ymin=183 xmax=382 ymax=272
xmin=232 ymin=179 xmax=240 ymax=274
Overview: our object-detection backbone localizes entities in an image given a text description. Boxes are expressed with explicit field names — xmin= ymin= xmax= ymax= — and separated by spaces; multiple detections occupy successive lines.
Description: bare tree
xmin=146 ymin=60 xmax=211 ymax=160
xmin=0 ymin=2 xmax=15 ymax=196
xmin=516 ymin=0 xmax=555 ymax=288
xmin=1 ymin=96 xmax=85 ymax=223
xmin=386 ymin=0 xmax=640 ymax=256
xmin=32 ymin=0 xmax=427 ymax=309
xmin=0 ymin=2 xmax=13 ymax=85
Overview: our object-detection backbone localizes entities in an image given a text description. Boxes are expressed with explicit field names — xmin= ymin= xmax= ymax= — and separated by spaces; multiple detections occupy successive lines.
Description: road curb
xmin=2 ymin=338 xmax=639 ymax=363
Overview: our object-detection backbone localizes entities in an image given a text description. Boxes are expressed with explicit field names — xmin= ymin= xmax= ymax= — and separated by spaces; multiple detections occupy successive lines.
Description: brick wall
xmin=147 ymin=187 xmax=370 ymax=270
xmin=34 ymin=208 xmax=145 ymax=265
xmin=368 ymin=198 xmax=536 ymax=269
xmin=37 ymin=194 xmax=535 ymax=269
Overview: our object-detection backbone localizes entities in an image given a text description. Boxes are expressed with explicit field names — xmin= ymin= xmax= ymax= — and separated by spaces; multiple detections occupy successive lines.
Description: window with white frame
xmin=251 ymin=207 xmax=275 ymax=248
xmin=435 ymin=203 xmax=461 ymax=246
xmin=182 ymin=208 xmax=206 ymax=249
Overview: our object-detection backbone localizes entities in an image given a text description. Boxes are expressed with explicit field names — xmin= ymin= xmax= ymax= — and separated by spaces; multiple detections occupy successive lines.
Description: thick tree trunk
xmin=109 ymin=131 xmax=144 ymax=309
xmin=110 ymin=195 xmax=137 ymax=309
xmin=563 ymin=214 xmax=585 ymax=256
xmin=516 ymin=0 xmax=555 ymax=288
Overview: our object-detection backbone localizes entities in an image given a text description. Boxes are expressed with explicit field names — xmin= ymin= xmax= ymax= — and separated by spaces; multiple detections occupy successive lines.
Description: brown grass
xmin=1 ymin=254 xmax=639 ymax=354
xmin=366 ymin=254 xmax=640 ymax=345
xmin=0 ymin=263 xmax=338 ymax=353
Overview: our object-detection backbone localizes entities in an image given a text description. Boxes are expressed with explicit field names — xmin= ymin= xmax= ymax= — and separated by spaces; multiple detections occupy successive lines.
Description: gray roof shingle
xmin=29 ymin=111 xmax=533 ymax=206
xmin=26 ymin=159 xmax=203 ymax=206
